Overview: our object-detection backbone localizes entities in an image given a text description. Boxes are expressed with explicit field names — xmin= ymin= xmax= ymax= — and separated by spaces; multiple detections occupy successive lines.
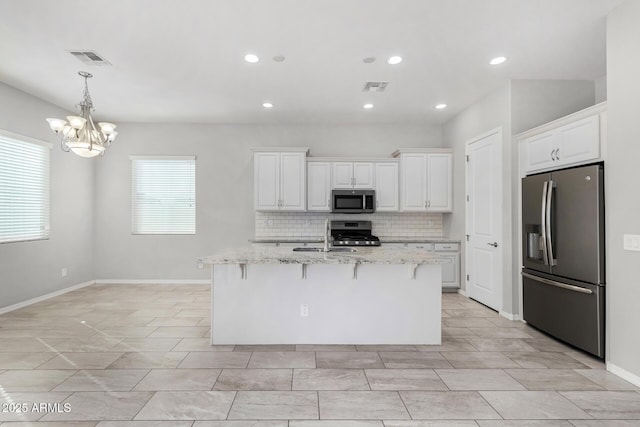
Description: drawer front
xmin=434 ymin=243 xmax=459 ymax=251
xmin=406 ymin=243 xmax=434 ymax=250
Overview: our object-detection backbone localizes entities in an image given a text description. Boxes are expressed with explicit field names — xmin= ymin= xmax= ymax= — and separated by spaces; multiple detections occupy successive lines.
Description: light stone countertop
xmin=249 ymin=238 xmax=460 ymax=244
xmin=200 ymin=246 xmax=446 ymax=265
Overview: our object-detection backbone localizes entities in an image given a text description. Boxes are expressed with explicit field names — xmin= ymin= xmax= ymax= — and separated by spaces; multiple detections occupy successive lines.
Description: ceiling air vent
xmin=68 ymin=50 xmax=111 ymax=66
xmin=363 ymin=82 xmax=388 ymax=92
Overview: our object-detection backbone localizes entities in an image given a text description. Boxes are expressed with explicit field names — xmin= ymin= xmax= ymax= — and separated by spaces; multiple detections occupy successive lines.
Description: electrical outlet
xmin=623 ymin=234 xmax=640 ymax=251
xmin=300 ymin=303 xmax=309 ymax=317
xmin=61 ymin=267 xmax=67 ymax=278
xmin=305 ymin=219 xmax=311 ymax=226
xmin=267 ymin=219 xmax=274 ymax=227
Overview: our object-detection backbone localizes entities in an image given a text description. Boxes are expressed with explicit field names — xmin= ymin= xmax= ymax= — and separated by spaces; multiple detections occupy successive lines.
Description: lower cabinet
xmin=402 ymin=242 xmax=460 ymax=290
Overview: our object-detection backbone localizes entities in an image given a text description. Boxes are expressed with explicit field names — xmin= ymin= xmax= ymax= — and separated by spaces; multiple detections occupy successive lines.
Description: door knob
xmin=487 ymin=242 xmax=498 ymax=247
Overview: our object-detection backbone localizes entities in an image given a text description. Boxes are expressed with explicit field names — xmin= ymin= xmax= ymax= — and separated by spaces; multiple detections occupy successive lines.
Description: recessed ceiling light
xmin=262 ymin=102 xmax=273 ymax=108
xmin=489 ymin=56 xmax=507 ymax=65
xmin=363 ymin=103 xmax=374 ymax=109
xmin=387 ymin=56 xmax=403 ymax=65
xmin=435 ymin=104 xmax=447 ymax=110
xmin=272 ymin=55 xmax=286 ymax=63
xmin=244 ymin=54 xmax=259 ymax=63
xmin=363 ymin=56 xmax=376 ymax=64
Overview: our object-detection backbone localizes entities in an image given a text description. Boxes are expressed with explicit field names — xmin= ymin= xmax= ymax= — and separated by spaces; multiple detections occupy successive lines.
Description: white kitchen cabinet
xmin=523 ymin=113 xmax=601 ymax=173
xmin=432 ymin=243 xmax=460 ymax=290
xmin=438 ymin=252 xmax=460 ymax=290
xmin=426 ymin=153 xmax=453 ymax=212
xmin=254 ymin=151 xmax=306 ymax=211
xmin=332 ymin=162 xmax=374 ymax=189
xmin=400 ymin=153 xmax=427 ymax=211
xmin=307 ymin=162 xmax=331 ymax=211
xmin=404 ymin=242 xmax=459 ymax=290
xmin=374 ymin=162 xmax=399 ymax=211
xmin=399 ymin=152 xmax=453 ymax=212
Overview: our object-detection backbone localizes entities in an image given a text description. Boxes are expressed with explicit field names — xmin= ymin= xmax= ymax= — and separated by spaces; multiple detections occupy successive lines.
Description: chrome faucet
xmin=323 ymin=219 xmax=332 ymax=252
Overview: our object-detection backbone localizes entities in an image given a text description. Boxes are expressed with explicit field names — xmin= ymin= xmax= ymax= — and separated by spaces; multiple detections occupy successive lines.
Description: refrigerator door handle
xmin=541 ymin=180 xmax=549 ymax=265
xmin=546 ymin=180 xmax=557 ymax=266
xmin=522 ymin=272 xmax=593 ymax=294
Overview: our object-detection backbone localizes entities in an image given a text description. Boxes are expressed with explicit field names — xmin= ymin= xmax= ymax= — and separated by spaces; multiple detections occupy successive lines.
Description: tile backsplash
xmin=255 ymin=211 xmax=443 ymax=239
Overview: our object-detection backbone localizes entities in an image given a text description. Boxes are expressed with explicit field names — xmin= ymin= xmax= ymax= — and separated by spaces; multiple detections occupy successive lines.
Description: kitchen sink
xmin=292 ymin=247 xmax=357 ymax=253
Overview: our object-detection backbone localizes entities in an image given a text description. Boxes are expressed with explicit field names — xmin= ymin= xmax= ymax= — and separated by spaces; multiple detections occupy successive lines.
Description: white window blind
xmin=0 ymin=130 xmax=51 ymax=244
xmin=131 ymin=156 xmax=196 ymax=235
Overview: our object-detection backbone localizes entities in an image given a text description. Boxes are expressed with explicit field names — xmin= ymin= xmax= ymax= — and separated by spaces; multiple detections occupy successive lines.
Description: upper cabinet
xmin=307 ymin=161 xmax=331 ymax=211
xmin=332 ymin=162 xmax=374 ymax=189
xmin=520 ymin=103 xmax=606 ymax=174
xmin=254 ymin=148 xmax=453 ymax=214
xmin=254 ymin=149 xmax=308 ymax=211
xmin=395 ymin=150 xmax=453 ymax=212
xmin=374 ymin=162 xmax=399 ymax=211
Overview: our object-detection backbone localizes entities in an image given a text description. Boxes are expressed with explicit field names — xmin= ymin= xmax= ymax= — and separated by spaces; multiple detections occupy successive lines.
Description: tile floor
xmin=0 ymin=284 xmax=638 ymax=426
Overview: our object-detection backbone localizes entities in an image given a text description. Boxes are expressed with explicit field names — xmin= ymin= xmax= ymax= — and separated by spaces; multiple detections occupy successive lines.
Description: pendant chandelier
xmin=46 ymin=71 xmax=117 ymax=158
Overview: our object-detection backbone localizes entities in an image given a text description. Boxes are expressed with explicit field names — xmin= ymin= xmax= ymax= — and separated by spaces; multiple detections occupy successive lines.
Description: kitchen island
xmin=199 ymin=246 xmax=445 ymax=345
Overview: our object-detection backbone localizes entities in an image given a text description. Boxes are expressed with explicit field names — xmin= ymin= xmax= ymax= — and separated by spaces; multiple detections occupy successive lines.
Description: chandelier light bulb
xmin=98 ymin=122 xmax=116 ymax=135
xmin=66 ymin=116 xmax=86 ymax=129
xmin=46 ymin=118 xmax=66 ymax=133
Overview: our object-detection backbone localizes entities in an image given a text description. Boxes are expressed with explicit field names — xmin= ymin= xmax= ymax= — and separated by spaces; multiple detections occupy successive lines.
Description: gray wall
xmin=511 ymin=80 xmax=596 ymax=135
xmin=0 ymin=82 xmax=95 ymax=309
xmin=93 ymin=123 xmax=442 ymax=280
xmin=606 ymin=0 xmax=640 ymax=379
xmin=443 ymin=80 xmax=595 ymax=316
xmin=595 ymin=75 xmax=608 ymax=103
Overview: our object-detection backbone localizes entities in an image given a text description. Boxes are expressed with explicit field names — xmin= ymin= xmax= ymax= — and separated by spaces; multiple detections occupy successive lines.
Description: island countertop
xmin=199 ymin=246 xmax=446 ymax=265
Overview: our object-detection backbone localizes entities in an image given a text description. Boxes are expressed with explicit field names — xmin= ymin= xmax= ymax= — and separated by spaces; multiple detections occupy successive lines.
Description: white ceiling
xmin=0 ymin=0 xmax=624 ymax=124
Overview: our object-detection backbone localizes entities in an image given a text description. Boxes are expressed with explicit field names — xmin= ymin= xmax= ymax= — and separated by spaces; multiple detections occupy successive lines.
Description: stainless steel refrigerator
xmin=522 ymin=163 xmax=605 ymax=358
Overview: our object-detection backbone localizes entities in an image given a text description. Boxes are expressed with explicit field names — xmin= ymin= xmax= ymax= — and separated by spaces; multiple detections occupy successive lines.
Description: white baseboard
xmin=499 ymin=311 xmax=523 ymax=321
xmin=606 ymin=362 xmax=640 ymax=387
xmin=457 ymin=289 xmax=467 ymax=297
xmin=0 ymin=280 xmax=95 ymax=315
xmin=499 ymin=310 xmax=516 ymax=320
xmin=94 ymin=279 xmax=210 ymax=285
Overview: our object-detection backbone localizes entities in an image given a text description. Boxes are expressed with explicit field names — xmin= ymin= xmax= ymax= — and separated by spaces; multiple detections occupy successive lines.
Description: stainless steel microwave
xmin=331 ymin=189 xmax=376 ymax=214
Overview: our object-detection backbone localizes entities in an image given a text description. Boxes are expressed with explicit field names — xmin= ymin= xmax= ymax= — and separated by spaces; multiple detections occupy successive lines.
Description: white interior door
xmin=466 ymin=128 xmax=503 ymax=311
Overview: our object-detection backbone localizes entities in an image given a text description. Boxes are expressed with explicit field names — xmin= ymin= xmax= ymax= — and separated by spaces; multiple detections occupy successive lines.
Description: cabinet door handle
xmin=427 ymin=200 xmax=431 ymax=208
xmin=550 ymin=150 xmax=554 ymax=160
xmin=556 ymin=148 xmax=560 ymax=160
xmin=487 ymin=242 xmax=498 ymax=247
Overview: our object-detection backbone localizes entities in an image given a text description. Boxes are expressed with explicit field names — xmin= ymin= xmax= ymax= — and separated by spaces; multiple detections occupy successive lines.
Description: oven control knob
xmin=355 ymin=241 xmax=360 ymax=245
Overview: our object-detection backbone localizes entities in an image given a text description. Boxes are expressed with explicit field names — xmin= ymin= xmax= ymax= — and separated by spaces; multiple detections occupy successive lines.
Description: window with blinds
xmin=0 ymin=130 xmax=51 ymax=243
xmin=0 ymin=130 xmax=51 ymax=244
xmin=131 ymin=156 xmax=196 ymax=235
